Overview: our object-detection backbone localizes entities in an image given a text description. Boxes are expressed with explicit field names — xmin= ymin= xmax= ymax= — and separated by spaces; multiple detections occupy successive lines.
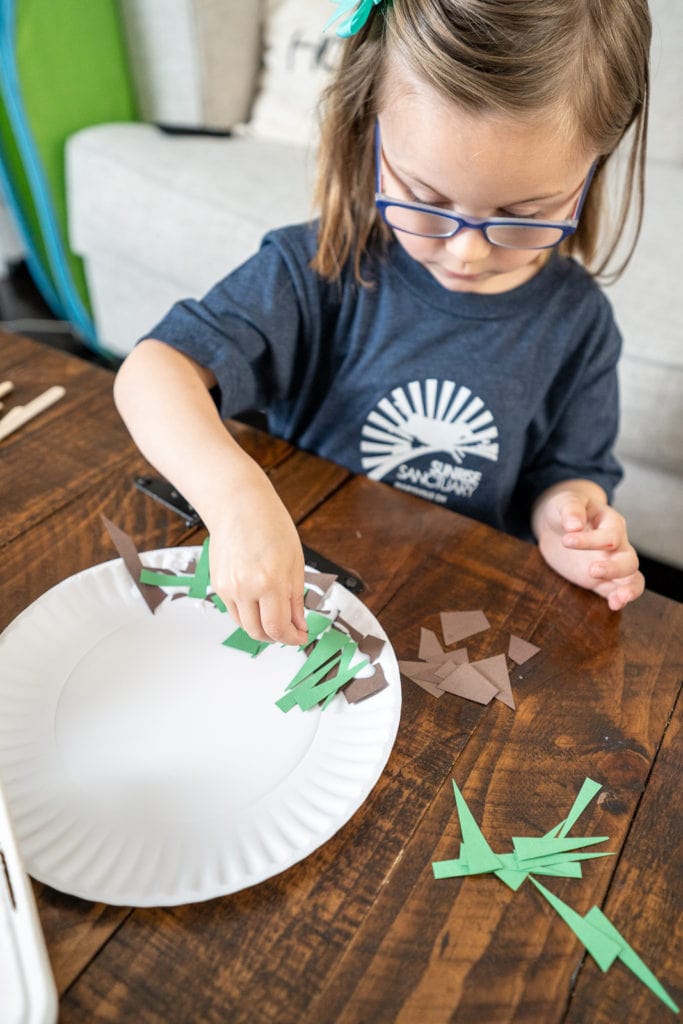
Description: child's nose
xmin=445 ymin=226 xmax=492 ymax=263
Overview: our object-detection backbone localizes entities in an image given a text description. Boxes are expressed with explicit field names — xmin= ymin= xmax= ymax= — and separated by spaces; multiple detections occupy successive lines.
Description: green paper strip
xmin=295 ymin=644 xmax=364 ymax=711
xmin=276 ymin=656 xmax=343 ymax=712
xmin=432 ymin=777 xmax=677 ymax=1014
xmin=435 ymin=851 xmax=591 ymax=884
xmin=513 ymin=835 xmax=609 ymax=862
xmin=432 ymin=858 xmax=472 ymax=879
xmin=188 ymin=538 xmax=210 ymax=599
xmin=222 ymin=627 xmax=270 ymax=657
xmin=286 ymin=627 xmax=350 ymax=691
xmin=583 ymin=907 xmax=679 ymax=1013
xmin=139 ymin=570 xmax=194 ymax=587
xmin=210 ymin=593 xmax=227 ymax=612
xmin=530 ymin=878 xmax=622 ymax=972
xmin=297 ymin=657 xmax=369 ymax=711
xmin=558 ymin=778 xmax=602 ymax=838
xmin=277 ymin=646 xmax=369 ymax=713
xmin=494 ymin=868 xmax=528 ymax=891
xmin=533 ymin=862 xmax=584 ymax=879
xmin=301 ymin=610 xmax=334 ymax=646
xmin=451 ymin=782 xmax=503 ymax=873
xmin=493 ymin=851 xmax=613 ymax=890
xmin=511 ymin=850 xmax=614 ymax=871
xmin=320 ymin=643 xmax=359 ymax=710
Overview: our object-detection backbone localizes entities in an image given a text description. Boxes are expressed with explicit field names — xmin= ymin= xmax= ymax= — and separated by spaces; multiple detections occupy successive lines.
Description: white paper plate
xmin=0 ymin=548 xmax=401 ymax=906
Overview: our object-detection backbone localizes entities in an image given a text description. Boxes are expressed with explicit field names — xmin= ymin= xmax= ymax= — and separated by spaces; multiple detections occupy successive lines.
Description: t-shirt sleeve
xmin=510 ymin=290 xmax=623 ymax=525
xmin=141 ymin=232 xmax=315 ymax=419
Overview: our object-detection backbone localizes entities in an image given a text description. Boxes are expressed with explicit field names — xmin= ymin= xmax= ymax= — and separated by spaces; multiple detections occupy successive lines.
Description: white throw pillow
xmin=248 ymin=0 xmax=343 ymax=146
xmin=648 ymin=0 xmax=683 ymax=163
xmin=119 ymin=0 xmax=261 ymax=131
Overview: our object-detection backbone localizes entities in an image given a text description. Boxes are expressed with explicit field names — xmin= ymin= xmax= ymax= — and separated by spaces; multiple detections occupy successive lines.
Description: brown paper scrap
xmin=508 ymin=635 xmax=541 ymax=665
xmin=304 ymin=589 xmax=322 ymax=610
xmin=440 ymin=610 xmax=490 ymax=645
xmin=336 ymin=615 xmax=364 ymax=643
xmin=470 ymin=653 xmax=515 ymax=710
xmin=102 ymin=515 xmax=165 ymax=613
xmin=438 ymin=647 xmax=469 ymax=667
xmin=419 ymin=627 xmax=445 ymax=662
xmin=402 ymin=673 xmax=445 ymax=698
xmin=358 ymin=634 xmax=386 ymax=664
xmin=304 ymin=569 xmax=337 ymax=593
xmin=344 ymin=663 xmax=389 ymax=703
xmin=436 ymin=662 xmax=499 ymax=705
xmin=399 ymin=660 xmax=446 ymax=685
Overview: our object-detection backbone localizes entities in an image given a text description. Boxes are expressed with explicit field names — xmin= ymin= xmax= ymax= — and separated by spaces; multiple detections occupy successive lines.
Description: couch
xmin=60 ymin=0 xmax=683 ymax=572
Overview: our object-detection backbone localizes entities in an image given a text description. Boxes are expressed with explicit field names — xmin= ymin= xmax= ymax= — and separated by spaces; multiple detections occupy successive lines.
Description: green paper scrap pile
xmin=102 ymin=518 xmax=387 ymax=714
xmin=433 ymin=778 xmax=678 ymax=1014
xmin=222 ymin=569 xmax=389 ymax=712
xmin=400 ymin=610 xmax=540 ymax=710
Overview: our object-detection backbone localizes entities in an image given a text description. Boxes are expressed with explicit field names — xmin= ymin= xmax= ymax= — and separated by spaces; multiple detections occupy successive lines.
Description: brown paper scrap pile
xmin=400 ymin=611 xmax=541 ymax=710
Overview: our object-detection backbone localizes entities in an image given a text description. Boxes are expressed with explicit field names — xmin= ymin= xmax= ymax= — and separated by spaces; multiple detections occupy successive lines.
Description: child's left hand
xmin=532 ymin=481 xmax=645 ymax=611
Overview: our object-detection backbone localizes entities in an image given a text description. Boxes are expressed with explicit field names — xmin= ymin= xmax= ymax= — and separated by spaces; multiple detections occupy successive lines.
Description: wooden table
xmin=1 ymin=331 xmax=681 ymax=1023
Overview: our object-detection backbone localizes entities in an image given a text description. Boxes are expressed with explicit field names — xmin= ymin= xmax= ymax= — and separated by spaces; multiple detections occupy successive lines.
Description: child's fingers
xmin=593 ymin=569 xmax=645 ymax=610
xmin=259 ymin=590 xmax=308 ymax=646
xmin=290 ymin=590 xmax=308 ymax=635
xmin=225 ymin=598 xmax=241 ymax=625
xmin=556 ymin=495 xmax=588 ymax=532
xmin=250 ymin=589 xmax=307 ymax=643
xmin=223 ymin=590 xmax=307 ymax=645
xmin=563 ymin=524 xmax=622 ymax=551
xmin=588 ymin=549 xmax=640 ymax=582
xmin=606 ymin=574 xmax=645 ymax=610
xmin=607 ymin=588 xmax=633 ymax=611
xmin=238 ymin=598 xmax=271 ymax=643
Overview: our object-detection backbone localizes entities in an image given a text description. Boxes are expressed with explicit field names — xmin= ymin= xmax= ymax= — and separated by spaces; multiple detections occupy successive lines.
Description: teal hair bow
xmin=325 ymin=0 xmax=388 ymax=38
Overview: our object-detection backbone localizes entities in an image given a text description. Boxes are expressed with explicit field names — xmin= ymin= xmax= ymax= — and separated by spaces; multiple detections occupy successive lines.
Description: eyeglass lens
xmin=381 ymin=204 xmax=566 ymax=250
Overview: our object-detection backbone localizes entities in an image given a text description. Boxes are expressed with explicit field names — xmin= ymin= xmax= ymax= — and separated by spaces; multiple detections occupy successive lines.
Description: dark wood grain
xmin=566 ymin=685 xmax=682 ymax=1022
xmin=0 ymin=330 xmax=296 ymax=549
xmin=54 ymin=516 xmax=681 ymax=1024
xmin=296 ymin=472 xmax=535 ymax=614
xmin=0 ymin=329 xmax=50 ymax=369
xmin=53 ymin=561 xmax=484 ymax=1024
xmin=297 ymin=591 xmax=682 ymax=1024
xmin=0 ymin=338 xmax=127 ymax=546
xmin=1 ymin=336 xmax=681 ymax=1024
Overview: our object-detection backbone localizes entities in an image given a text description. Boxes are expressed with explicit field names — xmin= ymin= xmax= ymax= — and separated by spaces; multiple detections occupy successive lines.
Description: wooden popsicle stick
xmin=0 ymin=385 xmax=66 ymax=441
xmin=0 ymin=380 xmax=14 ymax=400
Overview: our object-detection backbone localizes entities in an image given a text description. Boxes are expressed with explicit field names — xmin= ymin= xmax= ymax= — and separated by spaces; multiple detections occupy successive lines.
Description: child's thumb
xmin=558 ymin=494 xmax=587 ymax=532
xmin=291 ymin=589 xmax=308 ymax=637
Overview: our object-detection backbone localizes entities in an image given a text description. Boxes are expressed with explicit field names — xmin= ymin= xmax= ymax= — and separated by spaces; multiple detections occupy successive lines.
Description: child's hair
xmin=312 ymin=0 xmax=651 ymax=284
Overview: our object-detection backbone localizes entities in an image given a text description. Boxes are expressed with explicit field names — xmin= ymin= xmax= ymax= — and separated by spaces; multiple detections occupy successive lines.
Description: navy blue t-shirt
xmin=147 ymin=222 xmax=622 ymax=538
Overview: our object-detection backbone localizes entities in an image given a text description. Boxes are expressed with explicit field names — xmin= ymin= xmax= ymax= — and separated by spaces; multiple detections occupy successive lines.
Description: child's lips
xmin=441 ymin=268 xmax=487 ymax=281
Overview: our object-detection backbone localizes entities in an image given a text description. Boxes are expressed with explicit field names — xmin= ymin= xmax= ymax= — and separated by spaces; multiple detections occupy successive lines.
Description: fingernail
xmin=564 ymin=535 xmax=579 ymax=547
xmin=565 ymin=517 xmax=582 ymax=530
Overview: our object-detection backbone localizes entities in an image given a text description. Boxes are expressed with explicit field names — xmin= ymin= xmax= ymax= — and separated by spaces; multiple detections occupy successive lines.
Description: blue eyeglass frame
xmin=373 ymin=122 xmax=597 ymax=249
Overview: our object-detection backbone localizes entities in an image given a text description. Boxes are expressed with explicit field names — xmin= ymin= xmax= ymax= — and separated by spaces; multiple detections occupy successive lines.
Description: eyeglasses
xmin=374 ymin=123 xmax=597 ymax=251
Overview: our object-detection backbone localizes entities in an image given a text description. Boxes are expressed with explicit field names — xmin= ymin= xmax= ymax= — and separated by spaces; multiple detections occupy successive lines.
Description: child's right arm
xmin=113 ymin=339 xmax=308 ymax=645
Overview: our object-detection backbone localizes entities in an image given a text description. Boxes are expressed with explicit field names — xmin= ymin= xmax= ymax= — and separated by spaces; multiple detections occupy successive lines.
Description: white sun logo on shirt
xmin=360 ymin=379 xmax=499 ymax=481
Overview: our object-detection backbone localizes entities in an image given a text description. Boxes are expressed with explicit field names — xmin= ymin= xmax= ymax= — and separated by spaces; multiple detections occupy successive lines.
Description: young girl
xmin=114 ymin=0 xmax=648 ymax=645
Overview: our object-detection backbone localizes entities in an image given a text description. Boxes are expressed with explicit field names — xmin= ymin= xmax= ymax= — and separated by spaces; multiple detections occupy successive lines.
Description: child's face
xmin=378 ymin=65 xmax=597 ymax=295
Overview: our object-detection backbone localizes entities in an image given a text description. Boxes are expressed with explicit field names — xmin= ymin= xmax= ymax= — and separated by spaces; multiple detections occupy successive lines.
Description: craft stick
xmin=0 ymin=385 xmax=66 ymax=441
xmin=0 ymin=380 xmax=14 ymax=399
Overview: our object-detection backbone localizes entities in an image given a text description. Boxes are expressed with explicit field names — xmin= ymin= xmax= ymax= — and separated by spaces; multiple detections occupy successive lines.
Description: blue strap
xmin=0 ymin=0 xmax=105 ymax=353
